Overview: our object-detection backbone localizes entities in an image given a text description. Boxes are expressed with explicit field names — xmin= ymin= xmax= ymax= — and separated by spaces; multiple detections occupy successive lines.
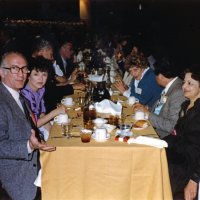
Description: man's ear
xmin=0 ymin=68 xmax=4 ymax=78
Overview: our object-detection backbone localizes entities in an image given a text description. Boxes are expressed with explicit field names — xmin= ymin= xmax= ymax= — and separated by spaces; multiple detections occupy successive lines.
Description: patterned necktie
xmin=154 ymin=90 xmax=166 ymax=115
xmin=19 ymin=95 xmax=44 ymax=142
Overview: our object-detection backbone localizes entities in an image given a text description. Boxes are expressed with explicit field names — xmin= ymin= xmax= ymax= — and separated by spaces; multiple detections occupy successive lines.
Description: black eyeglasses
xmin=3 ymin=65 xmax=30 ymax=74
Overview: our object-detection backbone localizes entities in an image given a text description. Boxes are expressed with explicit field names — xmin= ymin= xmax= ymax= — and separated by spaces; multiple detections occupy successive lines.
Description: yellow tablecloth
xmin=40 ymin=95 xmax=172 ymax=200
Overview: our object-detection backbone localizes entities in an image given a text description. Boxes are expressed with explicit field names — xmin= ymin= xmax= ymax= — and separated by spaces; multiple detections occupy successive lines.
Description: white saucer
xmin=62 ymin=101 xmax=75 ymax=107
xmin=116 ymin=130 xmax=133 ymax=137
xmin=92 ymin=133 xmax=110 ymax=142
xmin=125 ymin=98 xmax=139 ymax=106
xmin=132 ymin=125 xmax=148 ymax=130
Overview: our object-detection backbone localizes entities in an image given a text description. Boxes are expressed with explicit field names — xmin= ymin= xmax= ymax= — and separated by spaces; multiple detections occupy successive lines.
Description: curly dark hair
xmin=184 ymin=64 xmax=200 ymax=83
xmin=28 ymin=56 xmax=52 ymax=74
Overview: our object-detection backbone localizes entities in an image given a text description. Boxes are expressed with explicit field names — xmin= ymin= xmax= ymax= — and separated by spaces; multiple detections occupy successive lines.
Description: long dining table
xmin=40 ymin=93 xmax=172 ymax=200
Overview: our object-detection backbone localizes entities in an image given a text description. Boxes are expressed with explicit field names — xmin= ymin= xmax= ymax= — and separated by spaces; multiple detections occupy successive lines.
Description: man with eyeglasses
xmin=0 ymin=52 xmax=55 ymax=200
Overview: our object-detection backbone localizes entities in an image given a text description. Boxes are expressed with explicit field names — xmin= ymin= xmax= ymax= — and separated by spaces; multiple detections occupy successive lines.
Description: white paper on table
xmin=127 ymin=136 xmax=168 ymax=148
xmin=88 ymin=74 xmax=104 ymax=82
xmin=94 ymin=99 xmax=122 ymax=115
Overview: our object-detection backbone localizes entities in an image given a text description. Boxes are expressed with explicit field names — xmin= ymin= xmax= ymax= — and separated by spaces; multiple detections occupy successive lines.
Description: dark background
xmin=0 ymin=0 xmax=200 ymax=66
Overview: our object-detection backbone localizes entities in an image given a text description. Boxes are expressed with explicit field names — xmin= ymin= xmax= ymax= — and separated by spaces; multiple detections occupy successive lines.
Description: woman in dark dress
xmin=164 ymin=65 xmax=200 ymax=200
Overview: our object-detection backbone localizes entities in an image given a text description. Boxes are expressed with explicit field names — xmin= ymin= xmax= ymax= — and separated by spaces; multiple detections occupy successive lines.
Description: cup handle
xmin=61 ymin=99 xmax=65 ymax=104
xmin=54 ymin=117 xmax=58 ymax=122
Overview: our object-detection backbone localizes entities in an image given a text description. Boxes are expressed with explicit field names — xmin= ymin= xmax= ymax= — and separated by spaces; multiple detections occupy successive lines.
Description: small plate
xmin=103 ymin=124 xmax=116 ymax=133
xmin=92 ymin=133 xmax=110 ymax=142
xmin=62 ymin=101 xmax=75 ymax=107
xmin=125 ymin=98 xmax=139 ymax=106
xmin=115 ymin=130 xmax=133 ymax=137
xmin=132 ymin=127 xmax=146 ymax=130
xmin=132 ymin=124 xmax=149 ymax=130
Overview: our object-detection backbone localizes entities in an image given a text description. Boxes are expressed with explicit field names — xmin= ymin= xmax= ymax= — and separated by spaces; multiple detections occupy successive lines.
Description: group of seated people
xmin=0 ymin=29 xmax=200 ymax=200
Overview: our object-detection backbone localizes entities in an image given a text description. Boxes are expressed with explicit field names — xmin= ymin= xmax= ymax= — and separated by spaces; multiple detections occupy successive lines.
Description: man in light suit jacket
xmin=134 ymin=57 xmax=186 ymax=138
xmin=0 ymin=52 xmax=55 ymax=200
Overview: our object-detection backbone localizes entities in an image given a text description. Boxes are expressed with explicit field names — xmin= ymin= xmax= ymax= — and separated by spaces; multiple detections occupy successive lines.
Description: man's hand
xmin=184 ymin=179 xmax=198 ymax=200
xmin=29 ymin=130 xmax=56 ymax=152
xmin=69 ymin=68 xmax=78 ymax=82
xmin=72 ymin=83 xmax=85 ymax=90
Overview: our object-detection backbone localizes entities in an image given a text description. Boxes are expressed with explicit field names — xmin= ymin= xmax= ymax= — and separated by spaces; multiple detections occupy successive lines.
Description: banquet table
xmin=40 ymin=93 xmax=172 ymax=200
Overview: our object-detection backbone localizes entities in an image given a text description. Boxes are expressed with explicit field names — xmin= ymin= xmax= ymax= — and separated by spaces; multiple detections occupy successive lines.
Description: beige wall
xmin=80 ymin=0 xmax=90 ymax=25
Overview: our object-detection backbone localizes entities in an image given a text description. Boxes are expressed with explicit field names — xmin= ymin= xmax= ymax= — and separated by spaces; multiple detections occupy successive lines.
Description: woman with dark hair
xmin=31 ymin=36 xmax=85 ymax=112
xmin=21 ymin=57 xmax=66 ymax=140
xmin=164 ymin=65 xmax=200 ymax=199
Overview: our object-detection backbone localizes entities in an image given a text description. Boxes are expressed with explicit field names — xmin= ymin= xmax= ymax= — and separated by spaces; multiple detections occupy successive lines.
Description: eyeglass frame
xmin=2 ymin=65 xmax=30 ymax=74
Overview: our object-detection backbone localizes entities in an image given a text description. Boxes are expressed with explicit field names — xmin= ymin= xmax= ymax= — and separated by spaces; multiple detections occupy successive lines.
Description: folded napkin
xmin=127 ymin=136 xmax=168 ymax=148
xmin=95 ymin=99 xmax=122 ymax=115
xmin=34 ymin=169 xmax=41 ymax=187
xmin=88 ymin=74 xmax=104 ymax=82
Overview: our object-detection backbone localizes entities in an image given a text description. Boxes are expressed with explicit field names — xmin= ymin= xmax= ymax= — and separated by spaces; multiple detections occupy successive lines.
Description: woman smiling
xmin=164 ymin=65 xmax=200 ymax=200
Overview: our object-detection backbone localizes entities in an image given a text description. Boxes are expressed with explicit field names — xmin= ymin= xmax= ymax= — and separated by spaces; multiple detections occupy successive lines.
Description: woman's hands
xmin=113 ymin=79 xmax=128 ymax=94
xmin=184 ymin=179 xmax=198 ymax=200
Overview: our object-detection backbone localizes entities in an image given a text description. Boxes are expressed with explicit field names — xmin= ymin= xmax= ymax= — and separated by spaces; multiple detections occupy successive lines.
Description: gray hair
xmin=0 ymin=51 xmax=27 ymax=68
xmin=31 ymin=36 xmax=53 ymax=53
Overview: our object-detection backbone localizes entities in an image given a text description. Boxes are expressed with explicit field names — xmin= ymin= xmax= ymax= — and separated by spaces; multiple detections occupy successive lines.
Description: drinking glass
xmin=61 ymin=119 xmax=72 ymax=139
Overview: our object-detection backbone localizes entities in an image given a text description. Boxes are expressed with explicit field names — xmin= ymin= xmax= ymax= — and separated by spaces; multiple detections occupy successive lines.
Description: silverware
xmin=51 ymin=135 xmax=80 ymax=139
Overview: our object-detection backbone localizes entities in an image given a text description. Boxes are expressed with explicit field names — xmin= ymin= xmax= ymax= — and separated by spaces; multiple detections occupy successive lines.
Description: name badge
xmin=135 ymin=87 xmax=142 ymax=94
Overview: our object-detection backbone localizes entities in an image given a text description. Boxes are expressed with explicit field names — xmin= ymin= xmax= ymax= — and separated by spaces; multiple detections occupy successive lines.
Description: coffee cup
xmin=134 ymin=110 xmax=145 ymax=120
xmin=93 ymin=118 xmax=107 ymax=128
xmin=54 ymin=113 xmax=68 ymax=124
xmin=94 ymin=128 xmax=107 ymax=141
xmin=128 ymin=96 xmax=136 ymax=105
xmin=61 ymin=97 xmax=73 ymax=106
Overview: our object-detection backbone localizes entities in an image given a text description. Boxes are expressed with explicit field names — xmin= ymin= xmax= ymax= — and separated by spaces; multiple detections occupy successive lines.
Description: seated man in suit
xmin=31 ymin=36 xmax=85 ymax=112
xmin=54 ymin=38 xmax=75 ymax=79
xmin=0 ymin=51 xmax=55 ymax=200
xmin=133 ymin=56 xmax=186 ymax=138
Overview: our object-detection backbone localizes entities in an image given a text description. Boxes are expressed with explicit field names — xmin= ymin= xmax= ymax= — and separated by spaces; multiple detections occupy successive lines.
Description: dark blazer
xmin=164 ymin=98 xmax=200 ymax=195
xmin=55 ymin=53 xmax=75 ymax=79
xmin=0 ymin=83 xmax=38 ymax=200
xmin=44 ymin=65 xmax=74 ymax=113
xmin=149 ymin=77 xmax=186 ymax=138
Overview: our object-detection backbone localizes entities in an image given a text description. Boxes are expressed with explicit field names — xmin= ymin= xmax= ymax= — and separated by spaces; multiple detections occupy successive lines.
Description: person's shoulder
xmin=143 ymin=68 xmax=155 ymax=79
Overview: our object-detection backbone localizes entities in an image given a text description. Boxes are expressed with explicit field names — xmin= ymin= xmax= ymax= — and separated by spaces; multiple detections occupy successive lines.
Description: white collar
xmin=134 ymin=67 xmax=149 ymax=87
xmin=140 ymin=67 xmax=149 ymax=80
xmin=61 ymin=56 xmax=66 ymax=64
xmin=164 ymin=77 xmax=178 ymax=94
xmin=2 ymin=82 xmax=20 ymax=102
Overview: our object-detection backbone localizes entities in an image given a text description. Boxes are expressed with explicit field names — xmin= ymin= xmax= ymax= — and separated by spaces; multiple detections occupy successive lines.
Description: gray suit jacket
xmin=0 ymin=83 xmax=38 ymax=200
xmin=149 ymin=78 xmax=186 ymax=138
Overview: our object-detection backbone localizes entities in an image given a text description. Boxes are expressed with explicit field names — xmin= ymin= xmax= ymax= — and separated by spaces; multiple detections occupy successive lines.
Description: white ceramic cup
xmin=61 ymin=97 xmax=73 ymax=106
xmin=134 ymin=110 xmax=145 ymax=120
xmin=95 ymin=128 xmax=107 ymax=140
xmin=54 ymin=113 xmax=68 ymax=124
xmin=128 ymin=96 xmax=136 ymax=105
xmin=93 ymin=118 xmax=107 ymax=128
